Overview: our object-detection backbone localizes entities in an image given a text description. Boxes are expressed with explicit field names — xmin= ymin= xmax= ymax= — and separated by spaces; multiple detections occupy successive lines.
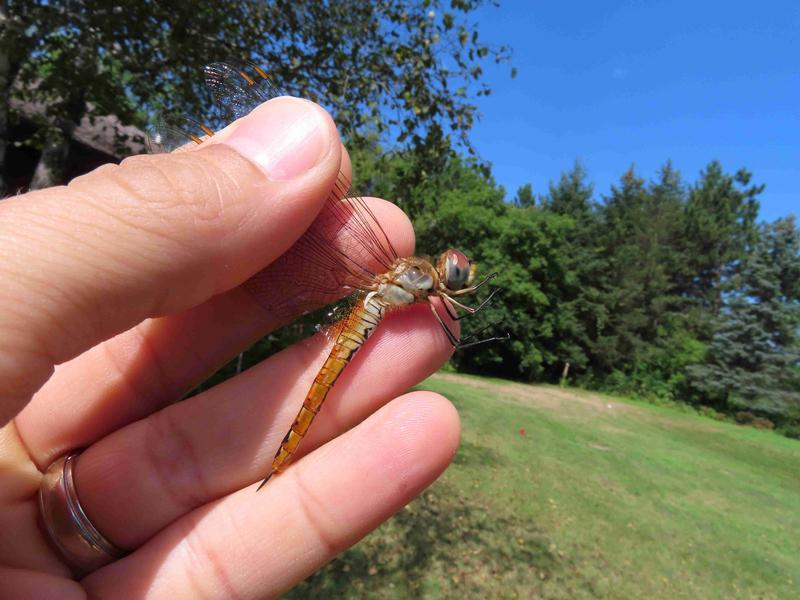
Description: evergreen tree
xmin=688 ymin=217 xmax=800 ymax=422
xmin=539 ymin=163 xmax=603 ymax=378
xmin=588 ymin=163 xmax=704 ymax=396
xmin=513 ymin=183 xmax=535 ymax=208
xmin=592 ymin=167 xmax=655 ymax=375
xmin=678 ymin=162 xmax=761 ymax=314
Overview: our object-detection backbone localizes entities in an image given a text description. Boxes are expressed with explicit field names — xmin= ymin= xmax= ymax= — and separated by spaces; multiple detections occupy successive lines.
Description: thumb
xmin=0 ymin=97 xmax=341 ymax=423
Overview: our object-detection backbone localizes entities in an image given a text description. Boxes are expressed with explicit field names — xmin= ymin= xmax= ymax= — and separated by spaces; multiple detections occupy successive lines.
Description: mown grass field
xmin=287 ymin=373 xmax=800 ymax=599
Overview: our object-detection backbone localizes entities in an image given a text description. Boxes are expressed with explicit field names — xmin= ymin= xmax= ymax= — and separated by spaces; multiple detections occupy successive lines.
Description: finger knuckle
xmin=75 ymin=150 xmax=242 ymax=242
xmin=144 ymin=407 xmax=210 ymax=511
xmin=178 ymin=510 xmax=241 ymax=599
xmin=291 ymin=468 xmax=346 ymax=556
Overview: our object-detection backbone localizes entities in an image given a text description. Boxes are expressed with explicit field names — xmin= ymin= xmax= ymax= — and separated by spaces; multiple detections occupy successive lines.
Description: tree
xmin=538 ymin=163 xmax=603 ymax=379
xmin=580 ymin=163 xmax=709 ymax=398
xmin=677 ymin=161 xmax=761 ymax=313
xmin=1 ymin=0 xmax=511 ymax=192
xmin=591 ymin=167 xmax=657 ymax=374
xmin=688 ymin=217 xmax=800 ymax=422
xmin=513 ymin=183 xmax=535 ymax=208
xmin=393 ymin=155 xmax=573 ymax=379
xmin=541 ymin=162 xmax=593 ymax=219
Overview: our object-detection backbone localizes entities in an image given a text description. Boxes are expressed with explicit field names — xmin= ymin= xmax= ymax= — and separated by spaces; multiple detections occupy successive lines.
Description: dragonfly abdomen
xmin=262 ymin=296 xmax=387 ymax=487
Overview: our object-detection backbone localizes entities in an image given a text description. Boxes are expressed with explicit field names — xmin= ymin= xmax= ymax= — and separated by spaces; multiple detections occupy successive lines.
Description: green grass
xmin=287 ymin=373 xmax=800 ymax=599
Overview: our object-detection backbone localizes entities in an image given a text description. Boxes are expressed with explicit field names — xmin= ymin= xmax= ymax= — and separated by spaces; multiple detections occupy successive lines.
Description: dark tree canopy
xmin=1 ymin=0 xmax=511 ymax=192
xmin=678 ymin=162 xmax=762 ymax=311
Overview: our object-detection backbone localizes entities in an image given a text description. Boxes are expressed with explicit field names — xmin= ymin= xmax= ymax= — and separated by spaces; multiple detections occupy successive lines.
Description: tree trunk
xmin=29 ymin=127 xmax=71 ymax=190
xmin=0 ymin=3 xmax=11 ymax=197
xmin=29 ymin=85 xmax=85 ymax=190
xmin=0 ymin=47 xmax=8 ymax=197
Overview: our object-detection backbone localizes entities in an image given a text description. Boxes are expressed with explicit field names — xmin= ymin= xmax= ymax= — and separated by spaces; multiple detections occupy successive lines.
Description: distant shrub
xmin=735 ymin=411 xmax=774 ymax=430
xmin=697 ymin=405 xmax=728 ymax=422
xmin=735 ymin=411 xmax=757 ymax=425
xmin=782 ymin=425 xmax=800 ymax=440
xmin=440 ymin=360 xmax=458 ymax=373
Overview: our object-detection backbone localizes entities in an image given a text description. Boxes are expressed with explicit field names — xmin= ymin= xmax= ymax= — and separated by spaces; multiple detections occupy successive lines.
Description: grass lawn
xmin=287 ymin=372 xmax=800 ymax=599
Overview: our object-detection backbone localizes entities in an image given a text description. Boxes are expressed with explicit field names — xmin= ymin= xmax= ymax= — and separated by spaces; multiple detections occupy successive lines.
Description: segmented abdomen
xmin=267 ymin=295 xmax=385 ymax=479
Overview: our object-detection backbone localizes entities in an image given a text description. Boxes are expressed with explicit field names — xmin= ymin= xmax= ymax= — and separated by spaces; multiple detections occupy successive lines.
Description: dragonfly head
xmin=437 ymin=249 xmax=476 ymax=292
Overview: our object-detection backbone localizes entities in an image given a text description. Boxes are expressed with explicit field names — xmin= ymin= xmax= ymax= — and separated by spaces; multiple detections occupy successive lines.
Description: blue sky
xmin=467 ymin=1 xmax=798 ymax=221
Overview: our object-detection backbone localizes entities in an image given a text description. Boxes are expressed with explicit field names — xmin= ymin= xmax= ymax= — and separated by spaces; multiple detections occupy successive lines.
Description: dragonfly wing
xmin=146 ymin=114 xmax=214 ymax=154
xmin=201 ymin=61 xmax=402 ymax=320
xmin=244 ymin=188 xmax=400 ymax=322
xmin=203 ymin=61 xmax=283 ymax=123
xmin=146 ymin=61 xmax=403 ymax=324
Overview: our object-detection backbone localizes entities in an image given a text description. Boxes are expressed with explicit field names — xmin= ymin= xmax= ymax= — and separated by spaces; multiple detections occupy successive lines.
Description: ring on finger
xmin=38 ymin=452 xmax=127 ymax=575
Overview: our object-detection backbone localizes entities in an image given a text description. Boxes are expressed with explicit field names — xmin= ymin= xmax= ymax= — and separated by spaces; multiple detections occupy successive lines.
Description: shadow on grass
xmin=452 ymin=439 xmax=505 ymax=468
xmin=286 ymin=480 xmax=565 ymax=598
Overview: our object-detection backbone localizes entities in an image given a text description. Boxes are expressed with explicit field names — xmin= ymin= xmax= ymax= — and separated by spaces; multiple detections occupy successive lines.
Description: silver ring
xmin=39 ymin=452 xmax=127 ymax=574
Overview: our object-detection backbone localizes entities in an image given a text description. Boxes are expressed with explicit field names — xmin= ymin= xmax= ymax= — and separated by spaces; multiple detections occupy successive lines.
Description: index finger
xmin=0 ymin=98 xmax=341 ymax=423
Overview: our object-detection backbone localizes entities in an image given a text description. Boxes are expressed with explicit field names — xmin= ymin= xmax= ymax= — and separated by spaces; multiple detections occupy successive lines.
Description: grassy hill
xmin=287 ymin=373 xmax=800 ymax=599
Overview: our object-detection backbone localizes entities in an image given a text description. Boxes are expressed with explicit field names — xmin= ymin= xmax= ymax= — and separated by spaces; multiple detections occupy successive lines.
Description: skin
xmin=0 ymin=97 xmax=460 ymax=598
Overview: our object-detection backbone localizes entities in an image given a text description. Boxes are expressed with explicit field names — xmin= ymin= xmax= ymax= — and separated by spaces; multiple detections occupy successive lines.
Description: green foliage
xmin=8 ymin=2 xmax=793 ymax=433
xmin=678 ymin=162 xmax=762 ymax=311
xmin=354 ymin=148 xmax=578 ymax=379
xmin=688 ymin=217 xmax=800 ymax=422
xmin=349 ymin=147 xmax=798 ymax=431
xmin=190 ymin=143 xmax=797 ymax=433
xmin=512 ymin=182 xmax=535 ymax=208
xmin=2 ymin=0 xmax=510 ymax=189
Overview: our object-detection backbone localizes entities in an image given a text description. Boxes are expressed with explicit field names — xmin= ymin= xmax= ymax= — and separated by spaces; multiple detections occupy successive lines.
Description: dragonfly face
xmin=380 ymin=248 xmax=479 ymax=307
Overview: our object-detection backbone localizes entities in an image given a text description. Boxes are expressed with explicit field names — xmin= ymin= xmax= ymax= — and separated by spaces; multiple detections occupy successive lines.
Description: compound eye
xmin=441 ymin=249 xmax=473 ymax=290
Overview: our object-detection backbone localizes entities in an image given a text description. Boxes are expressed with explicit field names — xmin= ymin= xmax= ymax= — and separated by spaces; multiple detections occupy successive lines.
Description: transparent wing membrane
xmin=146 ymin=60 xmax=504 ymax=490
xmin=147 ymin=61 xmax=400 ymax=322
xmin=146 ymin=114 xmax=214 ymax=153
xmin=203 ymin=61 xmax=283 ymax=122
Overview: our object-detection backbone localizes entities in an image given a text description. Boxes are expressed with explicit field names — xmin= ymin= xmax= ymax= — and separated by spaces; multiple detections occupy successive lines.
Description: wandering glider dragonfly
xmin=148 ymin=61 xmax=504 ymax=489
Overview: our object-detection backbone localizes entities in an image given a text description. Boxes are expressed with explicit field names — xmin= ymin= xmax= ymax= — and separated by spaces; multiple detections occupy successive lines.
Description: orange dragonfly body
xmin=149 ymin=62 xmax=502 ymax=489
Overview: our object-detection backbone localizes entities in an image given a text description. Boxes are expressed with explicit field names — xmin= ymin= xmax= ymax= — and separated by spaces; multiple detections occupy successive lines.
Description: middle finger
xmin=71 ymin=301 xmax=453 ymax=549
xmin=18 ymin=190 xmax=415 ymax=465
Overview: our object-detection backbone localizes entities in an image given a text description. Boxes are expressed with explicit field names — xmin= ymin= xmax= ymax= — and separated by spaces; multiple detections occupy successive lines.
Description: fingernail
xmin=223 ymin=97 xmax=329 ymax=180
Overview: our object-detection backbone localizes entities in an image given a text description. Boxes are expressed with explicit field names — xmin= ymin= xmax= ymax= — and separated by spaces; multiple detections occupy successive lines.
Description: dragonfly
xmin=148 ymin=61 xmax=504 ymax=490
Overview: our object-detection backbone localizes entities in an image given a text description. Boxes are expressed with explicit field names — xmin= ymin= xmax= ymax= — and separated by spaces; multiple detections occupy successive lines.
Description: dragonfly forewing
xmin=147 ymin=61 xmax=402 ymax=323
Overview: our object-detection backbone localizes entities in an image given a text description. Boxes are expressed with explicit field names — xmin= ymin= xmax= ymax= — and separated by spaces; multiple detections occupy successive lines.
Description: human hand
xmin=0 ymin=98 xmax=459 ymax=598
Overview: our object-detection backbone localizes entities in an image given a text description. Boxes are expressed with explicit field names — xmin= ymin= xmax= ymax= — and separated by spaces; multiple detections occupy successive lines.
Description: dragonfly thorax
xmin=376 ymin=258 xmax=438 ymax=306
xmin=376 ymin=249 xmax=477 ymax=307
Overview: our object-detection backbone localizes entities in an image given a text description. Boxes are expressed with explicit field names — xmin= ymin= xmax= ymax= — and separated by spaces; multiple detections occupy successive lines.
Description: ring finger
xmin=83 ymin=390 xmax=460 ymax=598
xmin=71 ymin=301 xmax=453 ymax=550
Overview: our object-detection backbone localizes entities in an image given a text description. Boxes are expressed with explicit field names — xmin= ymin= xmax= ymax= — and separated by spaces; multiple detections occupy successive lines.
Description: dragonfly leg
xmin=457 ymin=333 xmax=511 ymax=350
xmin=456 ymin=320 xmax=511 ymax=350
xmin=449 ymin=272 xmax=498 ymax=297
xmin=441 ymin=287 xmax=502 ymax=321
xmin=429 ymin=303 xmax=461 ymax=348
xmin=430 ymin=301 xmax=509 ymax=349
